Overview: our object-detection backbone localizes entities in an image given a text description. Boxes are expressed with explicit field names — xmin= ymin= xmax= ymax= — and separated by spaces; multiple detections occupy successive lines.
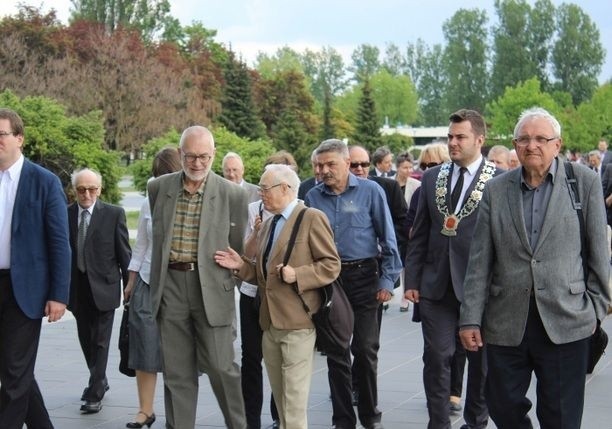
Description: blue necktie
xmin=262 ymin=214 xmax=282 ymax=279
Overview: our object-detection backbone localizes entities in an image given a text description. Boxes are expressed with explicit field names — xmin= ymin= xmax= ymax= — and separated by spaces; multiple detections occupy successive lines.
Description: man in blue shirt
xmin=305 ymin=139 xmax=402 ymax=429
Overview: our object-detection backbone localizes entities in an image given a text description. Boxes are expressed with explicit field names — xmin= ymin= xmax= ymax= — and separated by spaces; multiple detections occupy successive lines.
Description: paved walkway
xmin=36 ymin=300 xmax=612 ymax=428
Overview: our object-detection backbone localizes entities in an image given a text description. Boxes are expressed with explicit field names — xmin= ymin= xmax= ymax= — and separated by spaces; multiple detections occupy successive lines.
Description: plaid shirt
xmin=169 ymin=178 xmax=205 ymax=263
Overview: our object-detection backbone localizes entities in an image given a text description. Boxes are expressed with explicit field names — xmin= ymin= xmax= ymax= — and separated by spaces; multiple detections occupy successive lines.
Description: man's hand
xmin=460 ymin=328 xmax=484 ymax=352
xmin=376 ymin=289 xmax=392 ymax=303
xmin=404 ymin=289 xmax=420 ymax=303
xmin=45 ymin=300 xmax=66 ymax=323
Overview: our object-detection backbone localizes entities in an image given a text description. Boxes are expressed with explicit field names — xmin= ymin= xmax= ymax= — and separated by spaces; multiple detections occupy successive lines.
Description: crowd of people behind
xmin=0 ymin=105 xmax=610 ymax=429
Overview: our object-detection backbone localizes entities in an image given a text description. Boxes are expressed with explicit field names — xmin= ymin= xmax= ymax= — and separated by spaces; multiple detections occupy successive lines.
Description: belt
xmin=0 ymin=269 xmax=10 ymax=277
xmin=168 ymin=262 xmax=197 ymax=271
xmin=340 ymin=258 xmax=376 ymax=267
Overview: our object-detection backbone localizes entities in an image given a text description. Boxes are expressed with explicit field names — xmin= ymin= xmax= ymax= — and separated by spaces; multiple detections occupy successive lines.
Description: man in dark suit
xmin=68 ymin=168 xmax=131 ymax=414
xmin=460 ymin=107 xmax=611 ymax=428
xmin=369 ymin=146 xmax=396 ymax=178
xmin=298 ymin=149 xmax=320 ymax=200
xmin=598 ymin=138 xmax=612 ymax=176
xmin=405 ymin=109 xmax=495 ymax=429
xmin=222 ymin=151 xmax=260 ymax=202
xmin=0 ymin=108 xmax=71 ymax=428
xmin=148 ymin=126 xmax=248 ymax=428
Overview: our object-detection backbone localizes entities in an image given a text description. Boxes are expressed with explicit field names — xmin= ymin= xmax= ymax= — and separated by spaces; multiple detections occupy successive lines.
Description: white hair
xmin=263 ymin=164 xmax=300 ymax=194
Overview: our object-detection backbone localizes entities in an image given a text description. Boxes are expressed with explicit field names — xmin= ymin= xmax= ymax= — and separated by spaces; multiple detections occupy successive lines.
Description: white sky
xmin=1 ymin=0 xmax=610 ymax=82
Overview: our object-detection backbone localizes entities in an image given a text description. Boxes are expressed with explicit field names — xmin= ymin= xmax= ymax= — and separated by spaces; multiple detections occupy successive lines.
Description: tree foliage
xmin=352 ymin=80 xmax=382 ymax=151
xmin=0 ymin=90 xmax=122 ymax=203
xmin=443 ymin=8 xmax=490 ymax=113
xmin=552 ymin=4 xmax=605 ymax=105
xmin=370 ymin=70 xmax=418 ymax=126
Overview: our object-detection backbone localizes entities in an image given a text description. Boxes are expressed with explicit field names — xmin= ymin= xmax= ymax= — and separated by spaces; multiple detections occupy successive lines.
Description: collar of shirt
xmin=453 ymin=155 xmax=483 ymax=179
xmin=181 ymin=172 xmax=206 ymax=195
xmin=520 ymin=158 xmax=558 ymax=190
xmin=1 ymin=153 xmax=24 ymax=178
xmin=320 ymin=172 xmax=360 ymax=196
xmin=78 ymin=201 xmax=96 ymax=219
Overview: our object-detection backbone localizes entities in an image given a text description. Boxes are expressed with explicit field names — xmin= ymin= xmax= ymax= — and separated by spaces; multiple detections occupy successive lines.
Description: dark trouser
xmin=328 ymin=258 xmax=381 ymax=429
xmin=239 ymin=293 xmax=278 ymax=428
xmin=0 ymin=270 xmax=53 ymax=429
xmin=419 ymin=287 xmax=488 ymax=429
xmin=486 ymin=297 xmax=589 ymax=429
xmin=73 ymin=271 xmax=114 ymax=402
xmin=450 ymin=333 xmax=467 ymax=398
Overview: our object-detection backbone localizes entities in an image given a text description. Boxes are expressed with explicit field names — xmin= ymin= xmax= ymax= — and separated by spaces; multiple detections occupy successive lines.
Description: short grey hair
xmin=222 ymin=151 xmax=243 ymax=168
xmin=372 ymin=146 xmax=392 ymax=166
xmin=315 ymin=139 xmax=349 ymax=159
xmin=264 ymin=164 xmax=300 ymax=195
xmin=588 ymin=150 xmax=601 ymax=159
xmin=513 ymin=107 xmax=561 ymax=139
xmin=179 ymin=126 xmax=215 ymax=148
xmin=71 ymin=168 xmax=102 ymax=188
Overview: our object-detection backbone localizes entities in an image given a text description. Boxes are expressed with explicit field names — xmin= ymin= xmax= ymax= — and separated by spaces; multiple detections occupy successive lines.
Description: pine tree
xmin=353 ymin=79 xmax=382 ymax=152
xmin=218 ymin=52 xmax=265 ymax=139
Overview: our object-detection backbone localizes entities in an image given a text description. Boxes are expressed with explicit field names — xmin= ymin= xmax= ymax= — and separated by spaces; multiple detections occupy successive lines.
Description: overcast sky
xmin=1 ymin=0 xmax=610 ymax=82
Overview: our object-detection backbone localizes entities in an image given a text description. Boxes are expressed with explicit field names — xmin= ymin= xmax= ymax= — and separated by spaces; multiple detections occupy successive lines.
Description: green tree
xmin=406 ymin=40 xmax=446 ymax=125
xmin=254 ymin=46 xmax=303 ymax=80
xmin=490 ymin=0 xmax=554 ymax=99
xmin=564 ymin=84 xmax=612 ymax=153
xmin=69 ymin=0 xmax=175 ymax=41
xmin=0 ymin=89 xmax=123 ymax=203
xmin=443 ymin=8 xmax=489 ymax=113
xmin=382 ymin=42 xmax=406 ymax=76
xmin=370 ymin=70 xmax=418 ymax=126
xmin=350 ymin=44 xmax=381 ymax=83
xmin=486 ymin=78 xmax=562 ymax=146
xmin=130 ymin=128 xmax=181 ymax=193
xmin=352 ymin=80 xmax=382 ymax=151
xmin=218 ymin=51 xmax=265 ymax=140
xmin=552 ymin=4 xmax=605 ymax=105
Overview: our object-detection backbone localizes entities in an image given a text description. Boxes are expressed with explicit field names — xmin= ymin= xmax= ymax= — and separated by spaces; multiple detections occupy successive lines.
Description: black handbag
xmin=565 ymin=161 xmax=608 ymax=373
xmin=118 ymin=301 xmax=136 ymax=377
xmin=282 ymin=208 xmax=354 ymax=353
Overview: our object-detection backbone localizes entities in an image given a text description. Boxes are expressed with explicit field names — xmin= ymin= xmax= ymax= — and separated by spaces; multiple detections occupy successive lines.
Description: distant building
xmin=381 ymin=125 xmax=449 ymax=146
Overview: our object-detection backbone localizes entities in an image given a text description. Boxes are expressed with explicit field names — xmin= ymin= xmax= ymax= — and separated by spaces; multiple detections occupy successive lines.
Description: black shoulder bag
xmin=282 ymin=208 xmax=354 ymax=353
xmin=565 ymin=161 xmax=608 ymax=374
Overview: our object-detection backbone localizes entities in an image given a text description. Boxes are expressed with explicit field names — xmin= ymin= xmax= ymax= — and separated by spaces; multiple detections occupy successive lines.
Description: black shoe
xmin=450 ymin=400 xmax=462 ymax=414
xmin=364 ymin=423 xmax=384 ymax=429
xmin=81 ymin=381 xmax=109 ymax=400
xmin=126 ymin=412 xmax=156 ymax=428
xmin=80 ymin=400 xmax=102 ymax=414
xmin=399 ymin=306 xmax=409 ymax=312
xmin=351 ymin=390 xmax=359 ymax=406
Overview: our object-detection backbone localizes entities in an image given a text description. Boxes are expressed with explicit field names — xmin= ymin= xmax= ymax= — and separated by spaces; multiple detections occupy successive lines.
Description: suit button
xmin=531 ymin=259 xmax=537 ymax=266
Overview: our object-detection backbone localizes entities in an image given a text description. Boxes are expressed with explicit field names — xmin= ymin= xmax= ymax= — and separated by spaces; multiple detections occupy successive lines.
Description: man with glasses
xmin=405 ymin=110 xmax=495 ymax=429
xmin=305 ymin=139 xmax=402 ymax=429
xmin=147 ymin=126 xmax=248 ymax=428
xmin=460 ymin=107 xmax=610 ymax=429
xmin=0 ymin=108 xmax=71 ymax=428
xmin=68 ymin=168 xmax=131 ymax=413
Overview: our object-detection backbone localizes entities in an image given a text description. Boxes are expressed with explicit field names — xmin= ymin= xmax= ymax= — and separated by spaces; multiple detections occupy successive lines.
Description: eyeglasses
xmin=258 ymin=183 xmax=289 ymax=193
xmin=76 ymin=186 xmax=100 ymax=194
xmin=513 ymin=136 xmax=558 ymax=146
xmin=419 ymin=162 xmax=440 ymax=170
xmin=0 ymin=131 xmax=15 ymax=138
xmin=183 ymin=153 xmax=212 ymax=164
xmin=350 ymin=162 xmax=371 ymax=169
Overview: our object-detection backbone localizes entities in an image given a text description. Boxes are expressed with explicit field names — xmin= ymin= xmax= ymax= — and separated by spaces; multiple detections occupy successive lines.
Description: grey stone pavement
xmin=35 ymin=300 xmax=612 ymax=429
xmin=32 ymin=178 xmax=612 ymax=428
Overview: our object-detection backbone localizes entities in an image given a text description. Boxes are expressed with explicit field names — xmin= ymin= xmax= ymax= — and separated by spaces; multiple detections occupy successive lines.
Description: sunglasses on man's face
xmin=350 ymin=162 xmax=370 ymax=169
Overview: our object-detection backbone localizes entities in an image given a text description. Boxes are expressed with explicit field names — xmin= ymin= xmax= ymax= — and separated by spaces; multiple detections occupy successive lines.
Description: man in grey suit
xmin=148 ymin=126 xmax=248 ymax=428
xmin=222 ymin=151 xmax=260 ymax=203
xmin=405 ymin=109 xmax=495 ymax=429
xmin=460 ymin=107 xmax=611 ymax=429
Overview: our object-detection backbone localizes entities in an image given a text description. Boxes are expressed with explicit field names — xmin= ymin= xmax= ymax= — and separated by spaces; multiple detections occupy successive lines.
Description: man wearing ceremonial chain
xmin=404 ymin=109 xmax=502 ymax=429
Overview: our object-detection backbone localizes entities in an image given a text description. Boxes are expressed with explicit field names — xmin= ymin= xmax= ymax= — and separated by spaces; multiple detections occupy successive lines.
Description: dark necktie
xmin=77 ymin=210 xmax=90 ymax=272
xmin=450 ymin=167 xmax=467 ymax=212
xmin=262 ymin=214 xmax=282 ymax=279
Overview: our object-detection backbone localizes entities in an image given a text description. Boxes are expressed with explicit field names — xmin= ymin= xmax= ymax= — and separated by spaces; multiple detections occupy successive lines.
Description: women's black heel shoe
xmin=126 ymin=411 xmax=156 ymax=428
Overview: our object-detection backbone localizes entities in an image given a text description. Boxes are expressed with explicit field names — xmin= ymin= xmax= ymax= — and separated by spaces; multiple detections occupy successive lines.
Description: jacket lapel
xmin=506 ymin=168 xmax=533 ymax=254
xmin=268 ymin=203 xmax=304 ymax=265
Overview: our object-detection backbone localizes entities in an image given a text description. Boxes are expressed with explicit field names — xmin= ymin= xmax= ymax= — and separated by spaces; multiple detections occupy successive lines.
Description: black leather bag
xmin=118 ymin=302 xmax=136 ymax=377
xmin=587 ymin=322 xmax=608 ymax=374
xmin=565 ymin=162 xmax=609 ymax=374
xmin=282 ymin=208 xmax=354 ymax=353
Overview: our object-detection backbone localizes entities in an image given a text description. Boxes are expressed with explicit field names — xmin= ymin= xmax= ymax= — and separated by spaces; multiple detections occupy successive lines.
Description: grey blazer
xmin=460 ymin=160 xmax=611 ymax=346
xmin=242 ymin=180 xmax=260 ymax=204
xmin=147 ymin=171 xmax=248 ymax=326
xmin=405 ymin=159 xmax=499 ymax=301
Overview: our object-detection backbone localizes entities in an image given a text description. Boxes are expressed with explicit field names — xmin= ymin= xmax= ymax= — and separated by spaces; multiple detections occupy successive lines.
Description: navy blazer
xmin=10 ymin=159 xmax=71 ymax=319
